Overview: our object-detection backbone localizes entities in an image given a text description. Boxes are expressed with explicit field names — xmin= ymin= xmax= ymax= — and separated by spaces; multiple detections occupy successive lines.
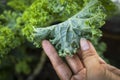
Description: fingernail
xmin=80 ymin=38 xmax=90 ymax=51
xmin=42 ymin=40 xmax=49 ymax=46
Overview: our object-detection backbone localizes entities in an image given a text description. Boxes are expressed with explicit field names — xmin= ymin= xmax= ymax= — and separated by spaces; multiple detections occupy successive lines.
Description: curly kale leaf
xmin=84 ymin=0 xmax=118 ymax=17
xmin=29 ymin=0 xmax=106 ymax=57
xmin=0 ymin=11 xmax=23 ymax=57
xmin=7 ymin=0 xmax=35 ymax=12
xmin=21 ymin=0 xmax=83 ymax=28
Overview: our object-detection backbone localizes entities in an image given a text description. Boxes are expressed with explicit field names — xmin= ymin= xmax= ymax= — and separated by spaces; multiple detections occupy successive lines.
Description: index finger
xmin=42 ymin=40 xmax=72 ymax=80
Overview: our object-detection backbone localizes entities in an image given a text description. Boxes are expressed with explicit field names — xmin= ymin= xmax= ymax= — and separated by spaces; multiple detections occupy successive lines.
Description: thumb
xmin=80 ymin=38 xmax=101 ymax=70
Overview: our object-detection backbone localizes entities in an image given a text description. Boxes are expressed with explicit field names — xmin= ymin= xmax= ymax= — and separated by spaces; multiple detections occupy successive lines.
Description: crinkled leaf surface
xmin=32 ymin=0 xmax=106 ymax=56
xmin=0 ymin=11 xmax=22 ymax=57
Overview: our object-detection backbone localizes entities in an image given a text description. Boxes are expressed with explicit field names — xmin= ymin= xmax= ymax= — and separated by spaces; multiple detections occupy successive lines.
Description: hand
xmin=42 ymin=38 xmax=120 ymax=80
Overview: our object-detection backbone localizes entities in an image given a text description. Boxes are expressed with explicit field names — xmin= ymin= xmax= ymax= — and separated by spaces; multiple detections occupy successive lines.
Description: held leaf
xmin=30 ymin=0 xmax=106 ymax=56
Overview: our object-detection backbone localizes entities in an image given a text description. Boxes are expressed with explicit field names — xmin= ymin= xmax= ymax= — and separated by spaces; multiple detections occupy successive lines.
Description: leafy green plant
xmin=22 ymin=0 xmax=116 ymax=57
xmin=27 ymin=0 xmax=106 ymax=56
xmin=0 ymin=0 xmax=117 ymax=80
xmin=0 ymin=11 xmax=23 ymax=58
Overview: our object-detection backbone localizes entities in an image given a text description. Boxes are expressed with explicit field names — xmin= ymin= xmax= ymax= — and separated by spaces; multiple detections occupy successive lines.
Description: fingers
xmin=66 ymin=54 xmax=84 ymax=74
xmin=80 ymin=38 xmax=101 ymax=69
xmin=106 ymin=64 xmax=120 ymax=76
xmin=71 ymin=68 xmax=86 ymax=80
xmin=42 ymin=40 xmax=72 ymax=80
xmin=78 ymin=40 xmax=106 ymax=64
xmin=88 ymin=41 xmax=106 ymax=64
xmin=104 ymin=64 xmax=120 ymax=80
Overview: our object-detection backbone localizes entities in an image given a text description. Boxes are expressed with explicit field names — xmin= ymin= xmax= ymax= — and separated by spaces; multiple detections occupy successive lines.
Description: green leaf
xmin=31 ymin=0 xmax=106 ymax=56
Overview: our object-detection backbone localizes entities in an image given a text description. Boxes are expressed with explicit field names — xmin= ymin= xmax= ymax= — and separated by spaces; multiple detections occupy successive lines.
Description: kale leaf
xmin=30 ymin=0 xmax=106 ymax=56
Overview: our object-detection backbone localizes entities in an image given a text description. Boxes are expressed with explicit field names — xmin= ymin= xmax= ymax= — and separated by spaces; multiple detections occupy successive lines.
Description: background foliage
xmin=0 ymin=0 xmax=117 ymax=80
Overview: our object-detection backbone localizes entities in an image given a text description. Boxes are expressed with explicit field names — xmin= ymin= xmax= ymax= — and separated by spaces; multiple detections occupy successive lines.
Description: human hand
xmin=42 ymin=38 xmax=120 ymax=80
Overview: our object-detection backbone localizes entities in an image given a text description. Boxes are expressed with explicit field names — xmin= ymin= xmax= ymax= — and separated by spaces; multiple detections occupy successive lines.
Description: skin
xmin=42 ymin=38 xmax=120 ymax=80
